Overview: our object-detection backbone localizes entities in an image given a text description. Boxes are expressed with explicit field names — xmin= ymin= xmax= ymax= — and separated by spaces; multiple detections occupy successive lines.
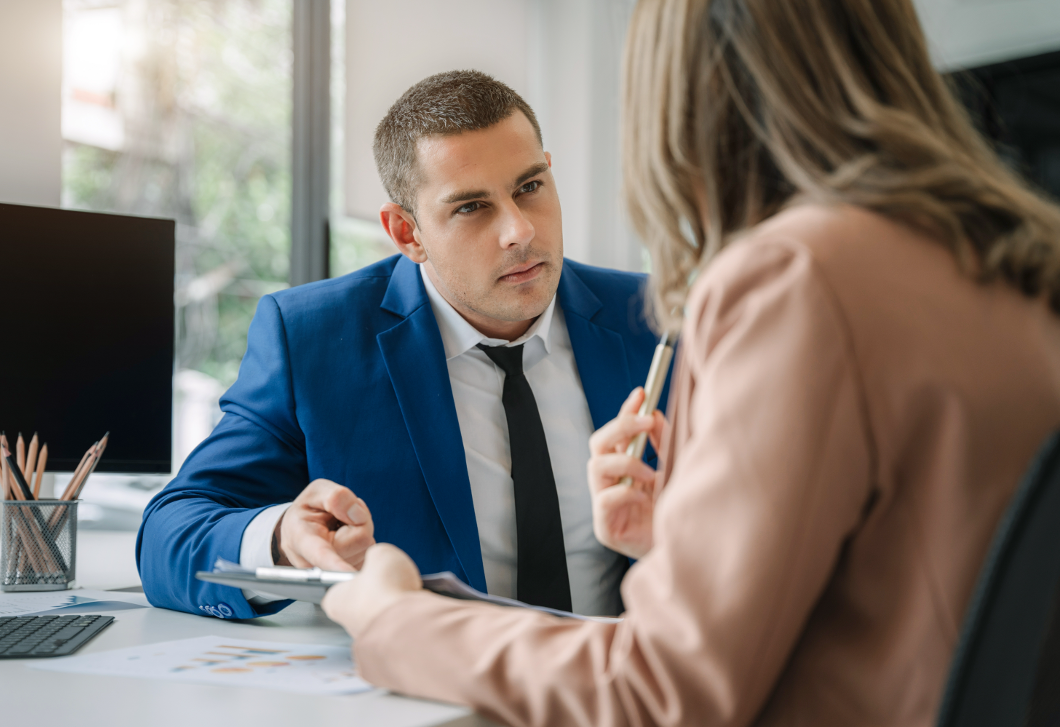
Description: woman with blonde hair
xmin=323 ymin=0 xmax=1060 ymax=724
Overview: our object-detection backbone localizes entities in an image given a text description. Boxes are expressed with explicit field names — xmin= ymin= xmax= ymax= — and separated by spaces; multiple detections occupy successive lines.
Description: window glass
xmin=61 ymin=0 xmax=292 ymax=520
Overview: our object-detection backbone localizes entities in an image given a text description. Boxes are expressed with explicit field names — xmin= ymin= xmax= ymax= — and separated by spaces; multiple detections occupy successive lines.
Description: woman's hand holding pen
xmin=588 ymin=387 xmax=668 ymax=560
xmin=274 ymin=479 xmax=376 ymax=572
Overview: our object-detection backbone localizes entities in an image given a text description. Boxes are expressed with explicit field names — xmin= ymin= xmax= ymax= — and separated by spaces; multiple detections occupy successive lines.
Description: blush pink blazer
xmin=354 ymin=204 xmax=1060 ymax=727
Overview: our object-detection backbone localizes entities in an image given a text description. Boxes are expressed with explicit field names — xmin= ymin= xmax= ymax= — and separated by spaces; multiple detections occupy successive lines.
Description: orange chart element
xmin=287 ymin=655 xmax=327 ymax=661
xmin=212 ymin=667 xmax=253 ymax=673
xmin=246 ymin=661 xmax=290 ymax=667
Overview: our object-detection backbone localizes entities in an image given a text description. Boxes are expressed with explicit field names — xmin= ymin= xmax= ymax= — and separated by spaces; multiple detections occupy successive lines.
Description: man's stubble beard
xmin=433 ymin=246 xmax=562 ymax=325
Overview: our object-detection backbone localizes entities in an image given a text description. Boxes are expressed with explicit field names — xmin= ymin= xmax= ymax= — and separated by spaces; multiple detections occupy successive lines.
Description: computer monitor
xmin=0 ymin=203 xmax=175 ymax=474
xmin=955 ymin=48 xmax=1060 ymax=203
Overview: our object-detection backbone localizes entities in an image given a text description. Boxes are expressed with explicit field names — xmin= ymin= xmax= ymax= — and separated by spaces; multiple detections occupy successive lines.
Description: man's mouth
xmin=498 ymin=261 xmax=544 ymax=284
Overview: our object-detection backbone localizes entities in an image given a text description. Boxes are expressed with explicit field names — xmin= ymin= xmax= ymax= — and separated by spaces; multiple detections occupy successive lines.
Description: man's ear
xmin=380 ymin=203 xmax=427 ymax=263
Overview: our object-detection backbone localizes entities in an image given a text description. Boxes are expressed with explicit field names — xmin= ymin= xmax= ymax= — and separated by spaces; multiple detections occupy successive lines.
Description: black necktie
xmin=478 ymin=343 xmax=572 ymax=611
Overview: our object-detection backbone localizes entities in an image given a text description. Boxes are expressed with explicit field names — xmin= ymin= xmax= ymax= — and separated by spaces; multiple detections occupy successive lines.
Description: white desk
xmin=1 ymin=531 xmax=495 ymax=727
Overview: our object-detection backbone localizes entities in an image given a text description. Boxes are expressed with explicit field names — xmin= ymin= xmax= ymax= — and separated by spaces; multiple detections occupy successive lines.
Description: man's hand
xmin=274 ymin=479 xmax=376 ymax=572
xmin=587 ymin=387 xmax=667 ymax=559
xmin=321 ymin=543 xmax=422 ymax=638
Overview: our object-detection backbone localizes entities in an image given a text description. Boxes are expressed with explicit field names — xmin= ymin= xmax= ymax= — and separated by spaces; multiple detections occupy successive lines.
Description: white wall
xmin=344 ymin=0 xmax=532 ymax=223
xmin=913 ymin=0 xmax=1060 ymax=70
xmin=0 ymin=0 xmax=62 ymax=207
xmin=344 ymin=0 xmax=641 ymax=271
xmin=531 ymin=0 xmax=639 ymax=272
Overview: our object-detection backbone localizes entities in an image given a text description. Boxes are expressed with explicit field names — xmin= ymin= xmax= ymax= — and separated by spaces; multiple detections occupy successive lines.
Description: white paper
xmin=0 ymin=589 xmax=148 ymax=617
xmin=31 ymin=635 xmax=373 ymax=696
xmin=0 ymin=592 xmax=100 ymax=616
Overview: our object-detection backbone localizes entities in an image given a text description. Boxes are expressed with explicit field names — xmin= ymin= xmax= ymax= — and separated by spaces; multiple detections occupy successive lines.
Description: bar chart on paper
xmin=31 ymin=635 xmax=373 ymax=695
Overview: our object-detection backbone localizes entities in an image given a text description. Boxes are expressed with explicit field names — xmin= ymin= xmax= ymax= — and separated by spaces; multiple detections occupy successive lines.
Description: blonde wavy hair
xmin=623 ymin=0 xmax=1060 ymax=332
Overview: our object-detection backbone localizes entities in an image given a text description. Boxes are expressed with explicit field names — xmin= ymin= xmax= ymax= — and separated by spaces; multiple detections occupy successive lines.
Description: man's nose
xmin=497 ymin=201 xmax=535 ymax=248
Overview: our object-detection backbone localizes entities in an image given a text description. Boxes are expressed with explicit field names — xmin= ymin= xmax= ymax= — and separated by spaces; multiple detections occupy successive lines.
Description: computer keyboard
xmin=0 ymin=614 xmax=114 ymax=658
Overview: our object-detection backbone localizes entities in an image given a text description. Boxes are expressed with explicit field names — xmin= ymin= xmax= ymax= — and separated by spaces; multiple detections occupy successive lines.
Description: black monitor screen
xmin=954 ymin=48 xmax=1060 ymax=203
xmin=0 ymin=203 xmax=175 ymax=474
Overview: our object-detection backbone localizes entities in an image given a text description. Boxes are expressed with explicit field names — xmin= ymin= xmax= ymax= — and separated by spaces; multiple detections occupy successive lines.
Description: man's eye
xmin=456 ymin=201 xmax=482 ymax=215
xmin=519 ymin=180 xmax=541 ymax=195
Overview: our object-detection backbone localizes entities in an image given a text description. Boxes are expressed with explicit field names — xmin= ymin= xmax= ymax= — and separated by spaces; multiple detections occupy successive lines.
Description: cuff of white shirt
xmin=239 ymin=502 xmax=293 ymax=606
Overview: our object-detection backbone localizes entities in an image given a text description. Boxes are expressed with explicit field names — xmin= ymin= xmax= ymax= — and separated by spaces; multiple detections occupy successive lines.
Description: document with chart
xmin=30 ymin=635 xmax=372 ymax=695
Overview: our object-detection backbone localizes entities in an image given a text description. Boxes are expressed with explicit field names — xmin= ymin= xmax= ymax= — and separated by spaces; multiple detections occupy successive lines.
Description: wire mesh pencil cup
xmin=1 ymin=500 xmax=78 ymax=591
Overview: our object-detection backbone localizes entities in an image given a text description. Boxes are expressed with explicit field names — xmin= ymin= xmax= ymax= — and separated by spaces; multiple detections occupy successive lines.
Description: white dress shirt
xmin=240 ymin=264 xmax=626 ymax=616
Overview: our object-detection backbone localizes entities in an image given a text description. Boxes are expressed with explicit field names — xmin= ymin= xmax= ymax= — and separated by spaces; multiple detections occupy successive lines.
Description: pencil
xmin=2 ymin=441 xmax=35 ymax=501
xmin=0 ymin=449 xmax=55 ymax=573
xmin=0 ymin=446 xmax=11 ymax=501
xmin=25 ymin=434 xmax=39 ymax=497
xmin=1 ymin=435 xmax=61 ymax=575
xmin=1 ymin=433 xmax=13 ymax=494
xmin=60 ymin=444 xmax=96 ymax=501
xmin=1 ymin=440 xmax=55 ymax=566
xmin=63 ymin=443 xmax=97 ymax=501
xmin=33 ymin=444 xmax=48 ymax=498
xmin=15 ymin=432 xmax=25 ymax=478
xmin=70 ymin=432 xmax=108 ymax=500
xmin=51 ymin=435 xmax=106 ymax=539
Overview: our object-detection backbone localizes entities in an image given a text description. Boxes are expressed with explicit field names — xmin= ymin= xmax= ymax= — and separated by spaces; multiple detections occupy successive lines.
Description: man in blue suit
xmin=137 ymin=70 xmax=663 ymax=620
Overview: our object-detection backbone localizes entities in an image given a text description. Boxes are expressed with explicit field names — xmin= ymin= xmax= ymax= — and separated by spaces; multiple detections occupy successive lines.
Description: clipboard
xmin=195 ymin=560 xmax=620 ymax=622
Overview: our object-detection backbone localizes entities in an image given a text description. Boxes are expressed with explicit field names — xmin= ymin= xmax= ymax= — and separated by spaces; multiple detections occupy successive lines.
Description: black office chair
xmin=936 ymin=432 xmax=1060 ymax=727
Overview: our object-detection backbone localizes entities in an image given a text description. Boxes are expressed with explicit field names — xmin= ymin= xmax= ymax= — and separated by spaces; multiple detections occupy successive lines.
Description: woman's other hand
xmin=321 ymin=543 xmax=422 ymax=639
xmin=587 ymin=387 xmax=667 ymax=559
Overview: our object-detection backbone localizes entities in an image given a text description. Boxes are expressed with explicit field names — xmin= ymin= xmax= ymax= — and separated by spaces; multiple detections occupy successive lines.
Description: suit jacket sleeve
xmin=353 ymin=239 xmax=874 ymax=726
xmin=136 ymin=294 xmax=309 ymax=619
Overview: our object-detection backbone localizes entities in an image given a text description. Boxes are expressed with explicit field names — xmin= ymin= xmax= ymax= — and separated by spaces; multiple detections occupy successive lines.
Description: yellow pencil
xmin=25 ymin=433 xmax=39 ymax=495
xmin=60 ymin=444 xmax=96 ymax=501
xmin=0 ymin=445 xmax=11 ymax=501
xmin=15 ymin=432 xmax=25 ymax=478
xmin=33 ymin=444 xmax=48 ymax=499
xmin=70 ymin=433 xmax=109 ymax=500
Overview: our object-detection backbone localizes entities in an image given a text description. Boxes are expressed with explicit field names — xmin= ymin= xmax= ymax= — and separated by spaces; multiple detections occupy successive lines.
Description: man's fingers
xmin=588 ymin=452 xmax=656 ymax=493
xmin=286 ymin=550 xmax=312 ymax=569
xmin=296 ymin=479 xmax=366 ymax=527
xmin=347 ymin=497 xmax=371 ymax=526
xmin=332 ymin=522 xmax=376 ymax=558
xmin=300 ymin=535 xmax=359 ymax=572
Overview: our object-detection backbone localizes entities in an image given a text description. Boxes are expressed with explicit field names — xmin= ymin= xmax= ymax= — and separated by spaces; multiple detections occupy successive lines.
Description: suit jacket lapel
xmin=377 ymin=257 xmax=487 ymax=591
xmin=558 ymin=263 xmax=634 ymax=430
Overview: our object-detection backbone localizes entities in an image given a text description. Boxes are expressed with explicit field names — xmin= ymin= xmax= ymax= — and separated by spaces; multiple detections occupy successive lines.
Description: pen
xmin=255 ymin=565 xmax=357 ymax=584
xmin=618 ymin=332 xmax=675 ymax=487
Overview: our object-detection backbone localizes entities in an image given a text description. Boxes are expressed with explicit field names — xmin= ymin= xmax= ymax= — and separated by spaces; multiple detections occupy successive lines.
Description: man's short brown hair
xmin=373 ymin=70 xmax=543 ymax=215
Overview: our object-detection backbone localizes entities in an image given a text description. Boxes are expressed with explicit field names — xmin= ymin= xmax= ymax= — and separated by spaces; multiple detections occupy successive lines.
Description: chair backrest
xmin=936 ymin=431 xmax=1060 ymax=727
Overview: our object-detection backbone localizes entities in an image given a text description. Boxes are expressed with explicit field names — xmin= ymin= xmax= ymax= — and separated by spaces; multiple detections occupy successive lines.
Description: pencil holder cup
xmin=1 ymin=500 xmax=78 ymax=591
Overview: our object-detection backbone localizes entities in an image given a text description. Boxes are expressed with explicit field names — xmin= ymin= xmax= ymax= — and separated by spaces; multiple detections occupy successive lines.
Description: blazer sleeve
xmin=136 ymin=294 xmax=309 ymax=619
xmin=352 ymin=239 xmax=875 ymax=726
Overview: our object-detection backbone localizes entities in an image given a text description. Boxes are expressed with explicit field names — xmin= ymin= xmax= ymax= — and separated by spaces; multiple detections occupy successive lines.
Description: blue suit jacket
xmin=137 ymin=255 xmax=665 ymax=619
